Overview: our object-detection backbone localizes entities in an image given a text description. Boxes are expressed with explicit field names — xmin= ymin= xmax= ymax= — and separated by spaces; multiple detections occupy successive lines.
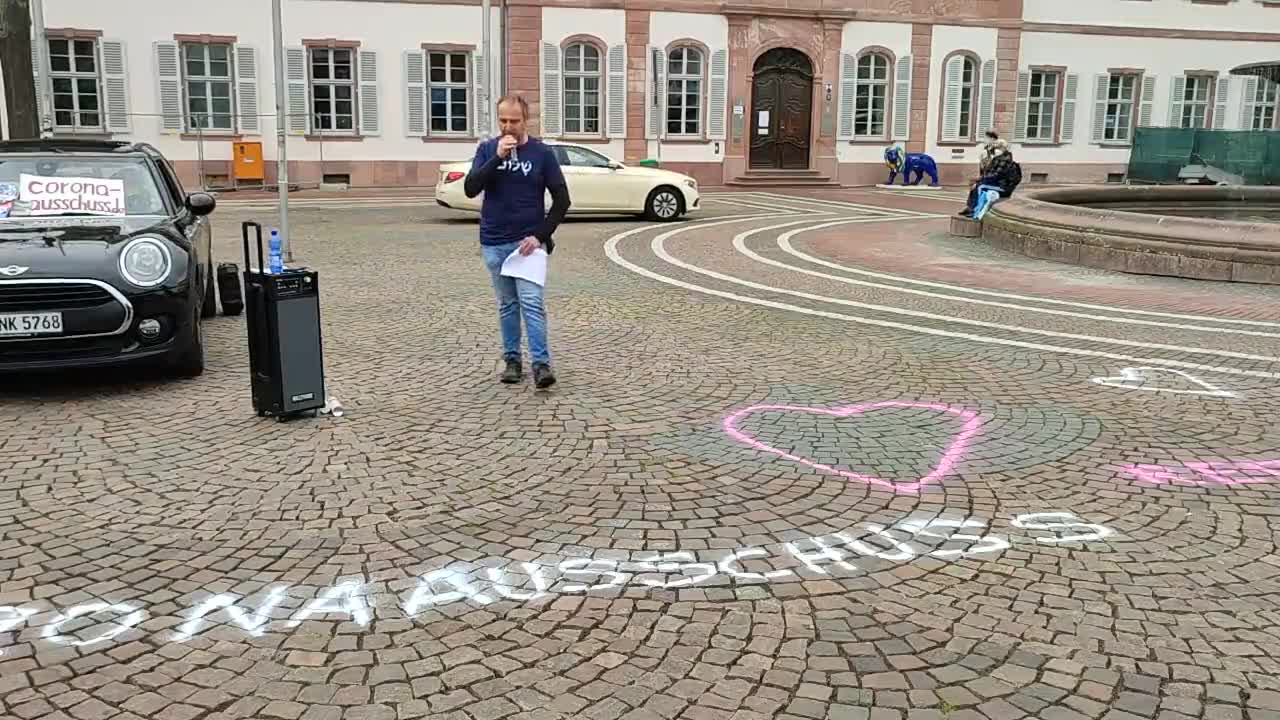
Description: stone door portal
xmin=748 ymin=48 xmax=814 ymax=170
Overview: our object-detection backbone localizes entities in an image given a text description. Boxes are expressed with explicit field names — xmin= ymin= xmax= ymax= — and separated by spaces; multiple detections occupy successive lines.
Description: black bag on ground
xmin=216 ymin=262 xmax=244 ymax=316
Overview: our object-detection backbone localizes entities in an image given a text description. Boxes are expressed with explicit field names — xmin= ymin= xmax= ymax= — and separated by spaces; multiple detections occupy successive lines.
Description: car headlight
xmin=684 ymin=179 xmax=697 ymax=190
xmin=118 ymin=236 xmax=172 ymax=287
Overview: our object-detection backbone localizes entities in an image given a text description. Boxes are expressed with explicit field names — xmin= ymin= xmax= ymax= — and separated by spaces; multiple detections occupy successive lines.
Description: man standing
xmin=464 ymin=95 xmax=571 ymax=389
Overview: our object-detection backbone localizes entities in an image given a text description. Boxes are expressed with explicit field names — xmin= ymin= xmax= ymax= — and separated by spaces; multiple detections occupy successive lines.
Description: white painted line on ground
xmin=775 ymin=225 xmax=1280 ymax=329
xmin=719 ymin=219 xmax=1280 ymax=338
xmin=601 ymin=216 xmax=1280 ymax=380
xmin=727 ymin=191 xmax=951 ymax=219
xmin=696 ymin=220 xmax=1280 ymax=364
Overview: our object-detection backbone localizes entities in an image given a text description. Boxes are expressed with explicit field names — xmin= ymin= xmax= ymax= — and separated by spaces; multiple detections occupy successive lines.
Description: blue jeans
xmin=481 ymin=241 xmax=550 ymax=366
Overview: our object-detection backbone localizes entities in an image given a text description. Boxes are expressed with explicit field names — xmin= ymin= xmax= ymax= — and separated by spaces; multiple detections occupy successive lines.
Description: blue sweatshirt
xmin=463 ymin=136 xmax=570 ymax=249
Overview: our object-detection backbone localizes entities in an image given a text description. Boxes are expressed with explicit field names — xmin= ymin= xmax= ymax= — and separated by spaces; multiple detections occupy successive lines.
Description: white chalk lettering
xmin=289 ymin=582 xmax=370 ymax=628
xmin=0 ymin=606 xmax=37 ymax=655
xmin=0 ymin=606 xmax=35 ymax=633
xmin=838 ymin=525 xmax=917 ymax=561
xmin=633 ymin=552 xmax=717 ymax=588
xmin=717 ymin=548 xmax=792 ymax=580
xmin=897 ymin=518 xmax=1010 ymax=558
xmin=786 ymin=537 xmax=857 ymax=574
xmin=1012 ymin=512 xmax=1113 ymax=544
xmin=558 ymin=559 xmax=625 ymax=593
xmin=42 ymin=603 xmax=145 ymax=647
xmin=404 ymin=570 xmax=490 ymax=615
xmin=487 ymin=563 xmax=551 ymax=601
xmin=8 ymin=510 xmax=1118 ymax=652
xmin=174 ymin=589 xmax=290 ymax=641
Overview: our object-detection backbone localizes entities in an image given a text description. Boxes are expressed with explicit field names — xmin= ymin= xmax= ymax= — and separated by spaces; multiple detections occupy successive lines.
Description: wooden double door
xmin=749 ymin=48 xmax=814 ymax=170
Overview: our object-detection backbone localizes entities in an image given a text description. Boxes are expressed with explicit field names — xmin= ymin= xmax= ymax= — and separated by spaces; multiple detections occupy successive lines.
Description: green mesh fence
xmin=1127 ymin=127 xmax=1280 ymax=185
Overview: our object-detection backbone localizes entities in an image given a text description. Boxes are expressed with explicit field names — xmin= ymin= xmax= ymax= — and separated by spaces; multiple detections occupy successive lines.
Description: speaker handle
xmin=241 ymin=221 xmax=262 ymax=272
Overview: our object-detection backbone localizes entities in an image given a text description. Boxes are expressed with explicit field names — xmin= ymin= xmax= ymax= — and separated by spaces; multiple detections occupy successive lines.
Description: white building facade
xmin=1 ymin=0 xmax=1277 ymax=189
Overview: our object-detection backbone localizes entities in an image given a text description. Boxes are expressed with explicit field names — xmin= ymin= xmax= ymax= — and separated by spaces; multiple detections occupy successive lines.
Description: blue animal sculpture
xmin=884 ymin=144 xmax=939 ymax=187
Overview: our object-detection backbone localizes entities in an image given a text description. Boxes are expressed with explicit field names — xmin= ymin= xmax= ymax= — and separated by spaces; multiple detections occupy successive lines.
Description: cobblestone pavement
xmin=3 ymin=188 xmax=1280 ymax=720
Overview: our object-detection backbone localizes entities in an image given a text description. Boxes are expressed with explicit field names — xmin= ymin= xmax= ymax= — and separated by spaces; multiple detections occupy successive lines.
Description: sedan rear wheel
xmin=644 ymin=186 xmax=683 ymax=222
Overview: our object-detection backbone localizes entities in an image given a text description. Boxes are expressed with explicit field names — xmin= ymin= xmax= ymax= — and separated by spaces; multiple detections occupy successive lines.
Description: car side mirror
xmin=186 ymin=192 xmax=216 ymax=216
xmin=607 ymin=161 xmax=623 ymax=170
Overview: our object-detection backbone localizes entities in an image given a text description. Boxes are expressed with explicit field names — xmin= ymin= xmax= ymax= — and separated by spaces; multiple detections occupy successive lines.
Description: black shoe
xmin=532 ymin=363 xmax=557 ymax=389
xmin=500 ymin=357 xmax=523 ymax=384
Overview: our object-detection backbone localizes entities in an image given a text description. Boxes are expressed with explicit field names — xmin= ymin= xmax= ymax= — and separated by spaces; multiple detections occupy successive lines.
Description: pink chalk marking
xmin=722 ymin=401 xmax=983 ymax=494
xmin=1119 ymin=459 xmax=1280 ymax=487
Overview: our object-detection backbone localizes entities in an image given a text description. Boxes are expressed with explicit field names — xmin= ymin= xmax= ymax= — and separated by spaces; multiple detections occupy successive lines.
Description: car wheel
xmin=644 ymin=186 xmax=683 ymax=222
xmin=170 ymin=312 xmax=205 ymax=378
xmin=201 ymin=263 xmax=217 ymax=319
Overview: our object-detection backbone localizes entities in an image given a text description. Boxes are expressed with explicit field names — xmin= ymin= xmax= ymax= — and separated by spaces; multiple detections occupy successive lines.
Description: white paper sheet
xmin=500 ymin=247 xmax=548 ymax=286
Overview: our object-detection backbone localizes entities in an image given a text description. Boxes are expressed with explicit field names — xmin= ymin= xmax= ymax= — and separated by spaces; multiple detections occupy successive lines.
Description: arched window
xmin=854 ymin=52 xmax=891 ymax=139
xmin=941 ymin=54 xmax=980 ymax=142
xmin=563 ymin=42 xmax=602 ymax=134
xmin=958 ymin=56 xmax=976 ymax=138
xmin=666 ymin=46 xmax=703 ymax=136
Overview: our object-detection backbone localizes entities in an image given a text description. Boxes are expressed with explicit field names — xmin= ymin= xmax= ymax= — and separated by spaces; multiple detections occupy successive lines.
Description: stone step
xmin=949 ymin=214 xmax=982 ymax=238
xmin=726 ymin=173 xmax=840 ymax=187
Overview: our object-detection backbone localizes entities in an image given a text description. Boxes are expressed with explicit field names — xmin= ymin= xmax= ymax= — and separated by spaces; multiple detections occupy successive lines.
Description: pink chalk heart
xmin=722 ymin=401 xmax=982 ymax=494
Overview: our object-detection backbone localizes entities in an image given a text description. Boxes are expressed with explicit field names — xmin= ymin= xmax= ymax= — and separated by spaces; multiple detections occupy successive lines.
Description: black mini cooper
xmin=0 ymin=139 xmax=217 ymax=377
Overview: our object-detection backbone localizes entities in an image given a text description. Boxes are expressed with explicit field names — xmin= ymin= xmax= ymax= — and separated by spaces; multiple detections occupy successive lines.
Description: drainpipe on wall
xmin=499 ymin=0 xmax=507 ymax=99
xmin=482 ymin=0 xmax=491 ymax=137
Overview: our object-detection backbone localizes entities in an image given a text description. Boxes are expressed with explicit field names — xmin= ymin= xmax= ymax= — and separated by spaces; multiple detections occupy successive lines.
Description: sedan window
xmin=559 ymin=146 xmax=612 ymax=168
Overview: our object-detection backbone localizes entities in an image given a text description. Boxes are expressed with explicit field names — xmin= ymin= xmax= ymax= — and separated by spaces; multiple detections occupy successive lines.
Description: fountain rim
xmin=986 ymin=184 xmax=1280 ymax=259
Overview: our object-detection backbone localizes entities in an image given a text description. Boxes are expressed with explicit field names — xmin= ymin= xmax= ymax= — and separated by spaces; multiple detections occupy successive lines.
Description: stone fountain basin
xmin=982 ymin=185 xmax=1280 ymax=285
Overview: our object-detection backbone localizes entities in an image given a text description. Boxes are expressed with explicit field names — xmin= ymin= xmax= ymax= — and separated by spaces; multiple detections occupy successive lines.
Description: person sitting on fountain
xmin=960 ymin=141 xmax=1021 ymax=219
xmin=978 ymin=130 xmax=1002 ymax=175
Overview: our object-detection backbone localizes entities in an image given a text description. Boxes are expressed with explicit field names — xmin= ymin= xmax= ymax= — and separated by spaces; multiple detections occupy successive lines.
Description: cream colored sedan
xmin=434 ymin=141 xmax=701 ymax=221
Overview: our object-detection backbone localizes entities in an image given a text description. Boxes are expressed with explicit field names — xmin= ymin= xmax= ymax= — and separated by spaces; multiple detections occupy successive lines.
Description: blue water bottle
xmin=268 ymin=229 xmax=283 ymax=274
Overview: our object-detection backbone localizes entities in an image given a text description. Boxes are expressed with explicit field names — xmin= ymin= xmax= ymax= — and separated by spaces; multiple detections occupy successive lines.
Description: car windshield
xmin=0 ymin=156 xmax=168 ymax=219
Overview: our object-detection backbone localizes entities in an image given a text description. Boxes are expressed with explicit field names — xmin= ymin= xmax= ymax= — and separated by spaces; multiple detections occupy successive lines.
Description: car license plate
xmin=0 ymin=312 xmax=64 ymax=337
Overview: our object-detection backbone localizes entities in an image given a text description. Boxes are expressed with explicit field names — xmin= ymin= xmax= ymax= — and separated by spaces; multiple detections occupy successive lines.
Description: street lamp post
xmin=30 ymin=0 xmax=52 ymax=137
xmin=482 ymin=0 xmax=491 ymax=137
xmin=271 ymin=0 xmax=293 ymax=263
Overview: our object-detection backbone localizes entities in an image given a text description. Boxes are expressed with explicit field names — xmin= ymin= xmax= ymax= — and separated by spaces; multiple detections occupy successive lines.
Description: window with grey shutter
xmin=890 ymin=54 xmax=912 ymax=141
xmin=1212 ymin=76 xmax=1230 ymax=129
xmin=1060 ymin=73 xmax=1078 ymax=143
xmin=182 ymin=42 xmax=234 ymax=131
xmin=310 ymin=47 xmax=356 ymax=133
xmin=1095 ymin=73 xmax=1137 ymax=144
xmin=404 ymin=50 xmax=426 ymax=136
xmin=561 ymin=43 xmax=599 ymax=135
xmin=606 ymin=44 xmax=626 ymax=138
xmin=665 ymin=46 xmax=702 ymax=137
xmin=49 ymin=37 xmax=103 ymax=131
xmin=708 ymin=48 xmax=727 ymax=141
xmin=154 ymin=41 xmax=183 ymax=133
xmin=428 ymin=50 xmax=471 ymax=135
xmin=285 ymin=46 xmax=309 ymax=135
xmin=853 ymin=52 xmax=890 ymax=139
xmin=940 ymin=55 xmax=972 ymax=142
xmin=235 ymin=45 xmax=260 ymax=134
xmin=540 ymin=41 xmax=562 ymax=136
xmin=472 ymin=53 xmax=488 ymax=137
xmin=976 ymin=59 xmax=996 ymax=138
xmin=646 ymin=46 xmax=665 ymax=140
xmin=358 ymin=50 xmax=380 ymax=136
xmin=837 ymin=52 xmax=855 ymax=140
xmin=100 ymin=39 xmax=131 ymax=132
